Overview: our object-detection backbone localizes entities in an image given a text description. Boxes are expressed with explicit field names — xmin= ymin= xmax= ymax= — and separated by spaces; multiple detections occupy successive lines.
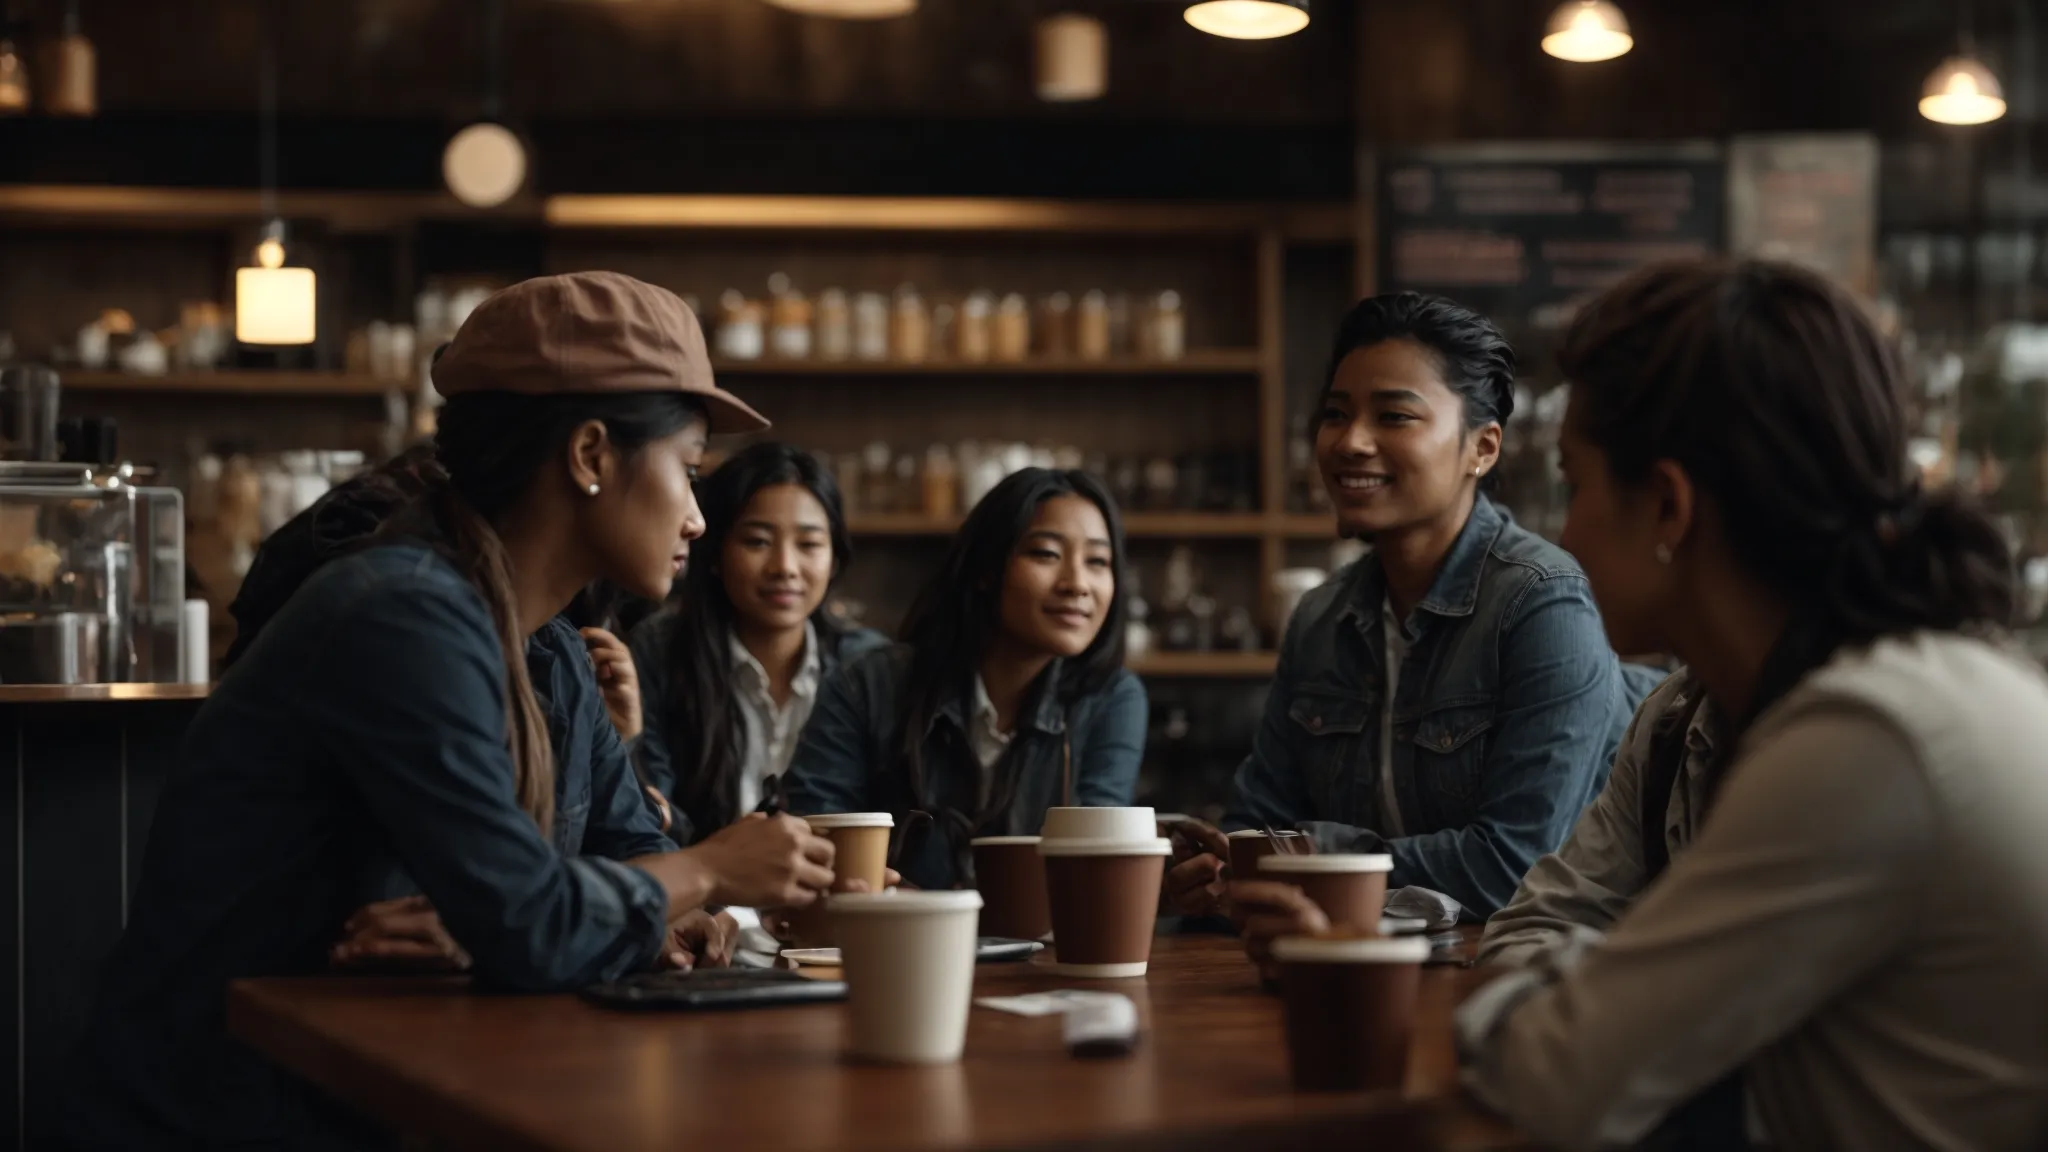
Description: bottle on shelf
xmin=816 ymin=289 xmax=852 ymax=361
xmin=1076 ymin=290 xmax=1110 ymax=361
xmin=891 ymin=285 xmax=931 ymax=363
xmin=767 ymin=274 xmax=812 ymax=361
xmin=922 ymin=445 xmax=959 ymax=519
xmin=715 ymin=290 xmax=765 ymax=361
xmin=1037 ymin=292 xmax=1074 ymax=359
xmin=1157 ymin=546 xmax=1199 ymax=653
xmin=958 ymin=292 xmax=995 ymax=362
xmin=993 ymin=294 xmax=1031 ymax=363
xmin=852 ymin=292 xmax=890 ymax=362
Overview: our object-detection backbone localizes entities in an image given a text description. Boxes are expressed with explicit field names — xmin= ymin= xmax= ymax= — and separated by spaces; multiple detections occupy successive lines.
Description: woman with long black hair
xmin=630 ymin=440 xmax=887 ymax=846
xmin=1433 ymin=259 xmax=2048 ymax=1149
xmin=784 ymin=467 xmax=1146 ymax=891
xmin=65 ymin=273 xmax=839 ymax=1149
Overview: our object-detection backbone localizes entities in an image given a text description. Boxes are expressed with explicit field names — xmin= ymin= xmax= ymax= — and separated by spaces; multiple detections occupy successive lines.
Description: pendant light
xmin=1921 ymin=4 xmax=2005 ymax=126
xmin=1035 ymin=14 xmax=1107 ymax=102
xmin=235 ymin=14 xmax=315 ymax=346
xmin=1542 ymin=0 xmax=1632 ymax=63
xmin=443 ymin=0 xmax=528 ymax=208
xmin=762 ymin=0 xmax=918 ymax=17
xmin=1183 ymin=1 xmax=1308 ymax=40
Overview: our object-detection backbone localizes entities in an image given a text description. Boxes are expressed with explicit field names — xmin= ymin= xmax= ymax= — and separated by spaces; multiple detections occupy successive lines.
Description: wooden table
xmin=229 ymin=933 xmax=1527 ymax=1152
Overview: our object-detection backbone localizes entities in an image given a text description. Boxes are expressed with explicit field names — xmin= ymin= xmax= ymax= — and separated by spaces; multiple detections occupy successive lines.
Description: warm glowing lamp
xmin=1920 ymin=55 xmax=2007 ymax=125
xmin=762 ymin=0 xmax=917 ymax=17
xmin=442 ymin=121 xmax=528 ymax=208
xmin=1542 ymin=0 xmax=1633 ymax=63
xmin=235 ymin=221 xmax=316 ymax=345
xmin=1183 ymin=1 xmax=1309 ymax=41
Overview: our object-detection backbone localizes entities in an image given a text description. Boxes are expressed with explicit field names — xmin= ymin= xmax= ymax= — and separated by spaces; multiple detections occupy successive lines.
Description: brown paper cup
xmin=1225 ymin=828 xmax=1314 ymax=881
xmin=971 ymin=836 xmax=1051 ymax=941
xmin=1275 ymin=935 xmax=1429 ymax=1091
xmin=1257 ymin=854 xmax=1393 ymax=933
xmin=1040 ymin=837 xmax=1170 ymax=977
xmin=790 ymin=812 xmax=894 ymax=948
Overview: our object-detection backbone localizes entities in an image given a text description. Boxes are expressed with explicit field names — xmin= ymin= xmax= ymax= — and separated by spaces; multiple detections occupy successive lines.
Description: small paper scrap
xmin=975 ymin=990 xmax=1124 ymax=1017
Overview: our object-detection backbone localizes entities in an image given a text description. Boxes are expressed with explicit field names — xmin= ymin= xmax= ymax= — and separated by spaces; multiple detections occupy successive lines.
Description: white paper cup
xmin=1040 ymin=806 xmax=1156 ymax=843
xmin=830 ymin=889 xmax=984 ymax=1064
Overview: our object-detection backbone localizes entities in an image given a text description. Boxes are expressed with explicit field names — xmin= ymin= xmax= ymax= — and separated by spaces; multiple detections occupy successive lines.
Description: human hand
xmin=694 ymin=812 xmax=836 ymax=909
xmin=659 ymin=909 xmax=740 ymax=970
xmin=1162 ymin=819 xmax=1230 ymax=917
xmin=1229 ymin=880 xmax=1330 ymax=984
xmin=582 ymin=626 xmax=641 ymax=741
xmin=330 ymin=895 xmax=471 ymax=971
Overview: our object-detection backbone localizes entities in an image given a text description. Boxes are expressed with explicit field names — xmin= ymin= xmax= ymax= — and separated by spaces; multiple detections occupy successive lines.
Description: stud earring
xmin=1654 ymin=543 xmax=1673 ymax=564
xmin=586 ymin=483 xmax=601 ymax=496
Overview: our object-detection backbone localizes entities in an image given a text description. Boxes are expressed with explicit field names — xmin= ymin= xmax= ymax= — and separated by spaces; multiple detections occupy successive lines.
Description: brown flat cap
xmin=432 ymin=271 xmax=769 ymax=434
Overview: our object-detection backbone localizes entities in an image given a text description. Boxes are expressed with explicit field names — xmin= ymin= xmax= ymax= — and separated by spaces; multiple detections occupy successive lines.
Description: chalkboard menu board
xmin=1374 ymin=143 xmax=1725 ymax=339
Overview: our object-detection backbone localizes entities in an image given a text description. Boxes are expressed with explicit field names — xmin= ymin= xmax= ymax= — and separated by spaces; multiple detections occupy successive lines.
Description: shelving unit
xmin=0 ymin=185 xmax=1357 ymax=679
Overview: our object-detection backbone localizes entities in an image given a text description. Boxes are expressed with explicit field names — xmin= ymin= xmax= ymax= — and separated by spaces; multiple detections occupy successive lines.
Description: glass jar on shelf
xmin=767 ymin=274 xmax=812 ymax=360
xmin=993 ymin=294 xmax=1031 ymax=363
xmin=715 ymin=290 xmax=765 ymax=361
xmin=1037 ymin=292 xmax=1074 ymax=359
xmin=816 ymin=289 xmax=852 ymax=361
xmin=958 ymin=292 xmax=995 ymax=362
xmin=890 ymin=285 xmax=931 ymax=363
xmin=1076 ymin=290 xmax=1111 ymax=361
xmin=1141 ymin=290 xmax=1185 ymax=361
xmin=853 ymin=293 xmax=890 ymax=362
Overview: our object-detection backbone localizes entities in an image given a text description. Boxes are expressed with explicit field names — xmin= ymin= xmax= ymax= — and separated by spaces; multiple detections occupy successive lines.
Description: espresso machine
xmin=0 ymin=365 xmax=186 ymax=684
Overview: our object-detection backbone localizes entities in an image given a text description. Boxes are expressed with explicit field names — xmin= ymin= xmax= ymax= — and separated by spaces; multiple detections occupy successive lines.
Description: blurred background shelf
xmin=850 ymin=512 xmax=1276 ymax=538
xmin=1128 ymin=651 xmax=1278 ymax=679
xmin=711 ymin=351 xmax=1263 ymax=376
xmin=60 ymin=371 xmax=396 ymax=397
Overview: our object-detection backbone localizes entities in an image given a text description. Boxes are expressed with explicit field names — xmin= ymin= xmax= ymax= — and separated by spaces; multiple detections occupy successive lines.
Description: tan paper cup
xmin=1040 ymin=836 xmax=1170 ymax=977
xmin=831 ymin=889 xmax=984 ymax=1064
xmin=1225 ymin=827 xmax=1314 ymax=881
xmin=970 ymin=836 xmax=1052 ymax=941
xmin=791 ymin=812 xmax=895 ymax=947
xmin=1257 ymin=854 xmax=1393 ymax=933
xmin=1040 ymin=806 xmax=1156 ymax=843
xmin=1275 ymin=935 xmax=1429 ymax=1091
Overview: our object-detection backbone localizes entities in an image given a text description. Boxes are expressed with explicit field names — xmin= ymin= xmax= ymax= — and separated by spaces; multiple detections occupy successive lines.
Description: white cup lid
xmin=829 ymin=889 xmax=983 ymax=915
xmin=1256 ymin=853 xmax=1393 ymax=875
xmin=1039 ymin=836 xmax=1173 ymax=858
xmin=805 ymin=812 xmax=895 ymax=830
xmin=1227 ymin=828 xmax=1309 ymax=839
xmin=970 ymin=835 xmax=1043 ymax=846
xmin=1271 ymin=935 xmax=1430 ymax=964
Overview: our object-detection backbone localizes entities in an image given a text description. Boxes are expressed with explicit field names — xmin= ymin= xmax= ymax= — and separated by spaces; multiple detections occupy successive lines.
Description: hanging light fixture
xmin=443 ymin=0 xmax=528 ymax=208
xmin=1035 ymin=14 xmax=1107 ymax=102
xmin=1921 ymin=55 xmax=2007 ymax=124
xmin=762 ymin=0 xmax=917 ymax=17
xmin=235 ymin=17 xmax=315 ymax=346
xmin=1542 ymin=0 xmax=1632 ymax=63
xmin=1183 ymin=1 xmax=1308 ymax=40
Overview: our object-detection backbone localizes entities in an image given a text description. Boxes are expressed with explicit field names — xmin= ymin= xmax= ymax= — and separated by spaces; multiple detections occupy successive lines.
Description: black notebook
xmin=582 ymin=966 xmax=847 ymax=1012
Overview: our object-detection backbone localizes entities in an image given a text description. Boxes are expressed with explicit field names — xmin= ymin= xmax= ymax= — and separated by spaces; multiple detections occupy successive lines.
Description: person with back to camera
xmin=1165 ymin=293 xmax=1651 ymax=944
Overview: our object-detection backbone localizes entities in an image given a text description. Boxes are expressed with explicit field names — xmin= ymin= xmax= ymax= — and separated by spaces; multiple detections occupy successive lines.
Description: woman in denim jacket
xmin=785 ymin=468 xmax=1147 ymax=890
xmin=1175 ymin=293 xmax=1642 ymax=924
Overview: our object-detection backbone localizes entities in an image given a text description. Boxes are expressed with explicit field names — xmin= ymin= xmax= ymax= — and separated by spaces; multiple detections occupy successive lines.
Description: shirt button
xmin=1309 ymin=717 xmax=1323 ymax=732
xmin=1438 ymin=735 xmax=1453 ymax=750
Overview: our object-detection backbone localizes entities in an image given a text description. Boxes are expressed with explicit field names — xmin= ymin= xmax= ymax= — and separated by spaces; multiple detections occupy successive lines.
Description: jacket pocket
xmin=1408 ymin=703 xmax=1493 ymax=817
xmin=1288 ymin=690 xmax=1372 ymax=822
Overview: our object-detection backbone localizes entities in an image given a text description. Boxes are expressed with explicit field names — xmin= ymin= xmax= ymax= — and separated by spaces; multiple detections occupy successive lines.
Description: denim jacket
xmin=66 ymin=542 xmax=672 ymax=1150
xmin=1227 ymin=495 xmax=1641 ymax=918
xmin=785 ymin=645 xmax=1147 ymax=890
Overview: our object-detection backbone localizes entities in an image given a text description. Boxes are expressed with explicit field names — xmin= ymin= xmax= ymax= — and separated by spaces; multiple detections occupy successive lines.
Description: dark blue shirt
xmin=784 ymin=645 xmax=1147 ymax=890
xmin=1228 ymin=495 xmax=1647 ymax=918
xmin=65 ymin=542 xmax=672 ymax=1150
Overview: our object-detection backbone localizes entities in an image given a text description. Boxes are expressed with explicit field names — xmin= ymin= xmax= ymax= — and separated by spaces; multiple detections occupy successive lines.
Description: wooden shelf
xmin=60 ymin=371 xmax=397 ymax=397
xmin=1128 ymin=651 xmax=1278 ymax=678
xmin=712 ymin=352 xmax=1263 ymax=377
xmin=851 ymin=512 xmax=1273 ymax=539
xmin=1275 ymin=513 xmax=1336 ymax=539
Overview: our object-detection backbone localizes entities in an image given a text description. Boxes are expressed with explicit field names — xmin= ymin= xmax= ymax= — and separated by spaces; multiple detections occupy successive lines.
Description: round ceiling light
xmin=1183 ymin=1 xmax=1309 ymax=41
xmin=1920 ymin=55 xmax=2007 ymax=125
xmin=762 ymin=0 xmax=918 ymax=17
xmin=442 ymin=121 xmax=528 ymax=209
xmin=1542 ymin=0 xmax=1632 ymax=63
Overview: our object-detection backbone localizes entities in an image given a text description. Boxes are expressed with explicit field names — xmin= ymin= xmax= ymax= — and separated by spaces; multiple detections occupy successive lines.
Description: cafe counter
xmin=1 ymin=680 xmax=213 ymax=1145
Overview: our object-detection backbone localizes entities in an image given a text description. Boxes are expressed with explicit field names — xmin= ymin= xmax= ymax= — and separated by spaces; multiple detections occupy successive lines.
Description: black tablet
xmin=582 ymin=967 xmax=847 ymax=1012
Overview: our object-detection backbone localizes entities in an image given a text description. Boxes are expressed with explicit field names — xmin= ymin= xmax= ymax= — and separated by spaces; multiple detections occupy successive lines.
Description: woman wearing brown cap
xmin=66 ymin=273 xmax=840 ymax=1149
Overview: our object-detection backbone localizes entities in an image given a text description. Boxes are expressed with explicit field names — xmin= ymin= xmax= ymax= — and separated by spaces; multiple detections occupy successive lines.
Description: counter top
xmin=0 ymin=683 xmax=212 ymax=703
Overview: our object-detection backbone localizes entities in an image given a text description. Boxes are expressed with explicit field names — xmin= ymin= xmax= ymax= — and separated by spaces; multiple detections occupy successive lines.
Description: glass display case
xmin=0 ymin=465 xmax=184 ymax=683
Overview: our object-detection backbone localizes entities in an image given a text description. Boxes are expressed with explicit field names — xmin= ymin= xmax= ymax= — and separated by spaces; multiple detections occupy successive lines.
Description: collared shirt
xmin=728 ymin=622 xmax=824 ymax=817
xmin=1378 ymin=595 xmax=1408 ymax=838
xmin=968 ymin=674 xmax=1015 ymax=770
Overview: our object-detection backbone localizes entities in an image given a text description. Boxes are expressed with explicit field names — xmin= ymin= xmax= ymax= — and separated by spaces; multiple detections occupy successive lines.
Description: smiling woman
xmin=784 ymin=468 xmax=1148 ymax=891
xmin=1193 ymin=292 xmax=1651 ymax=927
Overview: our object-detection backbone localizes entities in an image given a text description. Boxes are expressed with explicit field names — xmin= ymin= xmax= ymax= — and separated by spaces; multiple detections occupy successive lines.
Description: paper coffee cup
xmin=1040 ymin=806 xmax=1156 ymax=843
xmin=1274 ymin=935 xmax=1428 ymax=1091
xmin=1225 ymin=827 xmax=1314 ymax=880
xmin=792 ymin=812 xmax=895 ymax=947
xmin=970 ymin=836 xmax=1051 ymax=941
xmin=1257 ymin=854 xmax=1393 ymax=933
xmin=1040 ymin=836 xmax=1170 ymax=977
xmin=831 ymin=889 xmax=984 ymax=1064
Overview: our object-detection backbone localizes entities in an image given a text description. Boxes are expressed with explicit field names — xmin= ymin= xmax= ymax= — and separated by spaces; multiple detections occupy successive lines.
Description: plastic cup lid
xmin=1256 ymin=853 xmax=1393 ymax=875
xmin=1227 ymin=828 xmax=1309 ymax=839
xmin=828 ymin=889 xmax=982 ymax=914
xmin=1270 ymin=935 xmax=1430 ymax=964
xmin=805 ymin=812 xmax=895 ymax=830
xmin=970 ymin=835 xmax=1043 ymax=846
xmin=1038 ymin=836 xmax=1173 ymax=857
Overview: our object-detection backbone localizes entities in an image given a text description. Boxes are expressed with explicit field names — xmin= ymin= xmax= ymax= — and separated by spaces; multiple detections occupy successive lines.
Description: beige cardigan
xmin=1459 ymin=632 xmax=2048 ymax=1151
